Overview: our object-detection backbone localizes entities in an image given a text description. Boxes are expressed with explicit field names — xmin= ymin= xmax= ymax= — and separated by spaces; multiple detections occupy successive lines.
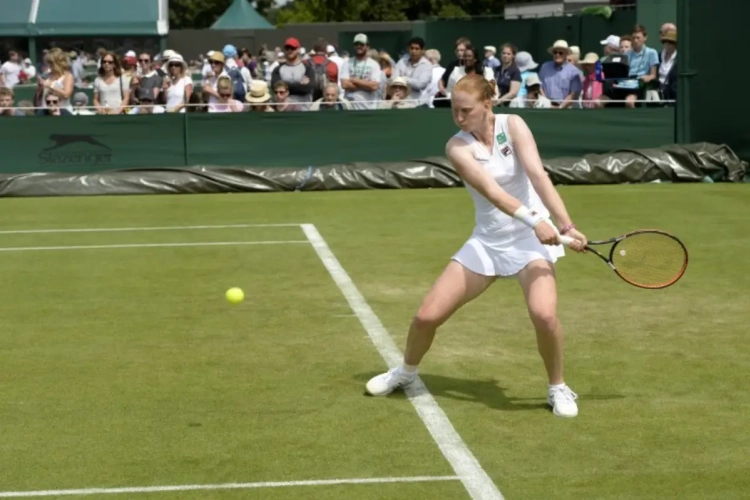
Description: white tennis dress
xmin=451 ymin=113 xmax=564 ymax=277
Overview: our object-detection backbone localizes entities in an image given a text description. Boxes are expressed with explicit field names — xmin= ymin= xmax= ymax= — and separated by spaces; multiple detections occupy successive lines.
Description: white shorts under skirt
xmin=451 ymin=234 xmax=565 ymax=277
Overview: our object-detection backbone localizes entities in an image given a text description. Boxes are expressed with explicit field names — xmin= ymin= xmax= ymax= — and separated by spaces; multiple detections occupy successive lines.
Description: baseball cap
xmin=353 ymin=33 xmax=368 ymax=45
xmin=284 ymin=37 xmax=301 ymax=49
xmin=600 ymin=35 xmax=620 ymax=49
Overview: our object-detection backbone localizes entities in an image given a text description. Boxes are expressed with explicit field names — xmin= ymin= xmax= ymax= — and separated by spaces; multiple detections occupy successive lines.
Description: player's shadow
xmin=355 ymin=372 xmax=624 ymax=412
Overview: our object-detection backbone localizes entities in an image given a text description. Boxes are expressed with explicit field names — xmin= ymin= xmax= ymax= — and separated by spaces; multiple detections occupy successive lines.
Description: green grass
xmin=0 ymin=185 xmax=748 ymax=499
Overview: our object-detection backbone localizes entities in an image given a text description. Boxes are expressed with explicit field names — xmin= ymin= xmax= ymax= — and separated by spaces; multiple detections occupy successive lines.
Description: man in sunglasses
xmin=40 ymin=95 xmax=72 ymax=116
xmin=270 ymin=37 xmax=316 ymax=110
xmin=128 ymin=88 xmax=165 ymax=114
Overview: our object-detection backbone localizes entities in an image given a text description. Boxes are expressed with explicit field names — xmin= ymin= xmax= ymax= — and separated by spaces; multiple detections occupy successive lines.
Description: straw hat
xmin=661 ymin=30 xmax=677 ymax=44
xmin=389 ymin=77 xmax=408 ymax=89
xmin=548 ymin=40 xmax=571 ymax=55
xmin=580 ymin=52 xmax=599 ymax=65
xmin=246 ymin=80 xmax=271 ymax=103
xmin=209 ymin=51 xmax=225 ymax=64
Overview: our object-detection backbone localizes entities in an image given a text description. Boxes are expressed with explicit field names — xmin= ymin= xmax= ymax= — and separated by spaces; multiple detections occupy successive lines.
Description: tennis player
xmin=365 ymin=74 xmax=588 ymax=417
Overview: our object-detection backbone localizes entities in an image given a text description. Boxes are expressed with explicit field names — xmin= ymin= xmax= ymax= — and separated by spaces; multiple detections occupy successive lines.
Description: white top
xmin=446 ymin=65 xmax=495 ymax=97
xmin=340 ymin=57 xmax=382 ymax=110
xmin=659 ymin=49 xmax=677 ymax=85
xmin=165 ymin=76 xmax=193 ymax=112
xmin=1 ymin=61 xmax=21 ymax=88
xmin=94 ymin=75 xmax=131 ymax=110
xmin=509 ymin=95 xmax=552 ymax=109
xmin=202 ymin=69 xmax=229 ymax=105
xmin=453 ymin=114 xmax=549 ymax=247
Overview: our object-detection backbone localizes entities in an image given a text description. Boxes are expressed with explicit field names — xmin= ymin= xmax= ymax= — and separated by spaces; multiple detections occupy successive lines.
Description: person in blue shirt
xmin=616 ymin=24 xmax=659 ymax=108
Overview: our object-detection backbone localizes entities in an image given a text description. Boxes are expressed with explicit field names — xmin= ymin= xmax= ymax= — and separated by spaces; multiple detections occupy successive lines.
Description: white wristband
xmin=513 ymin=206 xmax=546 ymax=228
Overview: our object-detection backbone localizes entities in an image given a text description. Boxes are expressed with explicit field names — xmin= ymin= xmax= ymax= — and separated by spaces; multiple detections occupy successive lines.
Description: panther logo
xmin=43 ymin=134 xmax=111 ymax=152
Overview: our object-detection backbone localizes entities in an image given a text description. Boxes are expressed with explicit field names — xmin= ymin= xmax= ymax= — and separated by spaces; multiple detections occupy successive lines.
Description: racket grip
xmin=558 ymin=235 xmax=575 ymax=246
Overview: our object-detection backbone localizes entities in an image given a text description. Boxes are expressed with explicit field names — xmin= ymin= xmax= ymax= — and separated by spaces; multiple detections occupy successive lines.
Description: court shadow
xmin=355 ymin=372 xmax=624 ymax=412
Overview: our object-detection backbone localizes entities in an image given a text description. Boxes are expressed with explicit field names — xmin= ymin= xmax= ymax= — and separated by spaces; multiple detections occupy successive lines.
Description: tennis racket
xmin=558 ymin=229 xmax=688 ymax=289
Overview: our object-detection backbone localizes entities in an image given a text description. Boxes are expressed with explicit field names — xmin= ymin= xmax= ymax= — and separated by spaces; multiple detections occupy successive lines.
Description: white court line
xmin=0 ymin=224 xmax=301 ymax=235
xmin=0 ymin=475 xmax=460 ymax=498
xmin=301 ymin=224 xmax=504 ymax=500
xmin=0 ymin=241 xmax=308 ymax=252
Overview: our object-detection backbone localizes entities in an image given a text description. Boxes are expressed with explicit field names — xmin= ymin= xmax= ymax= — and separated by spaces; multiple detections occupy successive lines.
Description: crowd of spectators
xmin=0 ymin=22 xmax=677 ymax=116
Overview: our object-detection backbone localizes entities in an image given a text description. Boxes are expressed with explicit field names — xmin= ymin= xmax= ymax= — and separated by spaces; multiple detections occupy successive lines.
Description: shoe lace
xmin=554 ymin=386 xmax=578 ymax=403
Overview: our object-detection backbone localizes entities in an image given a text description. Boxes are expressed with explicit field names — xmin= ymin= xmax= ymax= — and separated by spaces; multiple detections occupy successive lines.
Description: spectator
xmin=223 ymin=44 xmax=253 ymax=97
xmin=208 ymin=76 xmax=244 ymax=113
xmin=37 ymin=48 xmax=74 ymax=114
xmin=510 ymin=74 xmax=551 ymax=109
xmin=0 ymin=87 xmax=24 ymax=116
xmin=514 ymin=51 xmax=538 ymax=100
xmin=307 ymin=39 xmax=339 ymax=102
xmin=272 ymin=80 xmax=304 ymax=112
xmin=16 ymin=100 xmax=34 ymax=116
xmin=436 ymin=37 xmax=470 ymax=107
xmin=442 ymin=44 xmax=496 ymax=100
xmin=660 ymin=23 xmax=677 ymax=37
xmin=163 ymin=54 xmax=193 ymax=113
xmin=39 ymin=93 xmax=72 ymax=116
xmin=135 ymin=52 xmax=163 ymax=102
xmin=392 ymin=37 xmax=432 ymax=106
xmin=186 ymin=91 xmax=206 ymax=113
xmin=0 ymin=51 xmax=22 ymax=89
xmin=538 ymin=40 xmax=581 ymax=108
xmin=380 ymin=77 xmax=418 ymax=109
xmin=246 ymin=80 xmax=275 ymax=112
xmin=326 ymin=45 xmax=344 ymax=86
xmin=239 ymin=48 xmax=258 ymax=78
xmin=659 ymin=29 xmax=677 ymax=103
xmin=619 ymin=36 xmax=632 ymax=53
xmin=600 ymin=35 xmax=621 ymax=56
xmin=271 ymin=37 xmax=315 ymax=109
xmin=494 ymin=43 xmax=522 ymax=106
xmin=616 ymin=25 xmax=659 ymax=108
xmin=373 ymin=50 xmax=394 ymax=99
xmin=568 ymin=46 xmax=581 ymax=66
xmin=424 ymin=49 xmax=445 ymax=108
xmin=93 ymin=52 xmax=130 ymax=114
xmin=201 ymin=51 xmax=228 ymax=105
xmin=20 ymin=58 xmax=36 ymax=83
xmin=579 ymin=53 xmax=603 ymax=108
xmin=71 ymin=92 xmax=95 ymax=115
xmin=128 ymin=88 xmax=165 ymax=114
xmin=310 ymin=83 xmax=351 ymax=111
xmin=340 ymin=33 xmax=382 ymax=110
xmin=484 ymin=46 xmax=500 ymax=72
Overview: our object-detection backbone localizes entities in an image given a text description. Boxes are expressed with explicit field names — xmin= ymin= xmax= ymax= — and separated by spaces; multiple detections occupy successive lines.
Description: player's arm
xmin=508 ymin=114 xmax=587 ymax=247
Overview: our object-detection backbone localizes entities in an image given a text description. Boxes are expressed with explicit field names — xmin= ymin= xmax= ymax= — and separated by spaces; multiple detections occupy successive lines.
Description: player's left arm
xmin=508 ymin=114 xmax=586 ymax=244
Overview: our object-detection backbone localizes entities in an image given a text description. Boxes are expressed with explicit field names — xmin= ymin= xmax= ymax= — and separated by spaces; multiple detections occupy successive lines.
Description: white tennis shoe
xmin=365 ymin=367 xmax=416 ymax=396
xmin=548 ymin=385 xmax=579 ymax=417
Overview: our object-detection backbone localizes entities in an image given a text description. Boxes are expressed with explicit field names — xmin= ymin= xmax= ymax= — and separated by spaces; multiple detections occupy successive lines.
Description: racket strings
xmin=611 ymin=233 xmax=687 ymax=288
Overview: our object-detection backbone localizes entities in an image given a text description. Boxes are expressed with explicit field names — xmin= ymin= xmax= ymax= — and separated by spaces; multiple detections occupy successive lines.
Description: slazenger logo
xmin=38 ymin=134 xmax=113 ymax=165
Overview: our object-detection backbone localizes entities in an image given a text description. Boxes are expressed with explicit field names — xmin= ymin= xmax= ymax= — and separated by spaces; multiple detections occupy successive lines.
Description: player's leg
xmin=365 ymin=260 xmax=494 ymax=396
xmin=516 ymin=259 xmax=578 ymax=417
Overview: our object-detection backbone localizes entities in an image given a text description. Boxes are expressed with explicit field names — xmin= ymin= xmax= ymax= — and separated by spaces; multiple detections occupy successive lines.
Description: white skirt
xmin=452 ymin=233 xmax=565 ymax=277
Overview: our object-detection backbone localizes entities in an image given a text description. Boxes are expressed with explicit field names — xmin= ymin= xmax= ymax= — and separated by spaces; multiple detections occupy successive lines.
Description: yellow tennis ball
xmin=225 ymin=287 xmax=244 ymax=304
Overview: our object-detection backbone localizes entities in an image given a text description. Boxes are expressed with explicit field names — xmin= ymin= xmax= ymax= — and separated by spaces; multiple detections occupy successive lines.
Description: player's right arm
xmin=446 ymin=137 xmax=559 ymax=245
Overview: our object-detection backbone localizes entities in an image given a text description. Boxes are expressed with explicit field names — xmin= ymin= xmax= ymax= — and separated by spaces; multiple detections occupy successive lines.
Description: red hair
xmin=452 ymin=74 xmax=494 ymax=103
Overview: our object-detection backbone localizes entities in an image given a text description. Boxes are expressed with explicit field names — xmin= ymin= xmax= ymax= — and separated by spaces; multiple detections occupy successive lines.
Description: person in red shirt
xmin=306 ymin=39 xmax=339 ymax=101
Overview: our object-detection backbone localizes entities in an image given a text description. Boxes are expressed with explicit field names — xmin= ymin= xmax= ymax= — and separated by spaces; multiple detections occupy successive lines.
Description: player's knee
xmin=528 ymin=306 xmax=559 ymax=333
xmin=412 ymin=305 xmax=448 ymax=331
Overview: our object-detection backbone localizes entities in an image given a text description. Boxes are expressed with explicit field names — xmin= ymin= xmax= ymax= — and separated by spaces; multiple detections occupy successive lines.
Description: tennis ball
xmin=225 ymin=287 xmax=244 ymax=304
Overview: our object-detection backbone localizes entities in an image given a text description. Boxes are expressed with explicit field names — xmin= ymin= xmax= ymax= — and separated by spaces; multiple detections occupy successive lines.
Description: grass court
xmin=0 ymin=184 xmax=747 ymax=499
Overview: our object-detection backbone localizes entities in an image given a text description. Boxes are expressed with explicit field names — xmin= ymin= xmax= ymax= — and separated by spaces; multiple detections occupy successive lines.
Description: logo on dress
xmin=500 ymin=145 xmax=512 ymax=157
xmin=496 ymin=132 xmax=507 ymax=144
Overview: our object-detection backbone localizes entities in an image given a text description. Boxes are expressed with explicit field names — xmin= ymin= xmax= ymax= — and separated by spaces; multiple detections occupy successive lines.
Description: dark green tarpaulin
xmin=211 ymin=0 xmax=274 ymax=30
xmin=0 ymin=109 xmax=675 ymax=175
xmin=0 ymin=143 xmax=743 ymax=197
xmin=0 ymin=0 xmax=33 ymax=37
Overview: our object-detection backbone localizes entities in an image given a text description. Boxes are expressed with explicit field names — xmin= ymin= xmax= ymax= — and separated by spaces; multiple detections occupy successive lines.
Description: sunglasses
xmin=139 ymin=58 xmax=150 ymax=63
xmin=102 ymin=60 xmax=114 ymax=64
xmin=552 ymin=50 xmax=567 ymax=55
xmin=219 ymin=93 xmax=232 ymax=98
xmin=274 ymin=90 xmax=287 ymax=95
xmin=284 ymin=45 xmax=297 ymax=51
xmin=210 ymin=60 xmax=223 ymax=65
xmin=46 ymin=100 xmax=59 ymax=105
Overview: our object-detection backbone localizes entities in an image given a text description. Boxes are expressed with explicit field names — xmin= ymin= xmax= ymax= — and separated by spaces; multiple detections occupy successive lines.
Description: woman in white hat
xmin=162 ymin=54 xmax=193 ymax=113
xmin=514 ymin=51 xmax=538 ymax=101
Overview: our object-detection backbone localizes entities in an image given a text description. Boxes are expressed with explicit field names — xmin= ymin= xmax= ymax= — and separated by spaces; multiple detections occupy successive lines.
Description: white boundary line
xmin=0 ymin=224 xmax=301 ymax=235
xmin=301 ymin=223 xmax=504 ymax=500
xmin=0 ymin=476 xmax=460 ymax=498
xmin=0 ymin=241 xmax=308 ymax=252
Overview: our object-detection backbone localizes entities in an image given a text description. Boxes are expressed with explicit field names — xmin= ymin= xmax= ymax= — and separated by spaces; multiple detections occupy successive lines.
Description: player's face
xmin=451 ymin=91 xmax=489 ymax=132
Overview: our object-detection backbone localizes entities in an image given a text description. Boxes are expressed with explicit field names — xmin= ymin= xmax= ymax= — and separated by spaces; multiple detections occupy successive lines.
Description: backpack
xmin=307 ymin=57 xmax=330 ymax=101
xmin=226 ymin=67 xmax=246 ymax=101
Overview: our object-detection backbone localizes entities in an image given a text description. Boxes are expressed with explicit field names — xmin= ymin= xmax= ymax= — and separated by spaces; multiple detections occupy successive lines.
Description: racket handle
xmin=558 ymin=235 xmax=575 ymax=246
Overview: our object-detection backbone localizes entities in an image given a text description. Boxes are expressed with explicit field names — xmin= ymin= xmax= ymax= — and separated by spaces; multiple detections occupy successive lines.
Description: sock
xmin=549 ymin=383 xmax=566 ymax=390
xmin=401 ymin=363 xmax=418 ymax=374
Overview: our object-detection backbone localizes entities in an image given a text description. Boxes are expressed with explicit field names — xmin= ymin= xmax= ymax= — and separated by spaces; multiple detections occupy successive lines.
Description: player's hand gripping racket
xmin=558 ymin=230 xmax=688 ymax=289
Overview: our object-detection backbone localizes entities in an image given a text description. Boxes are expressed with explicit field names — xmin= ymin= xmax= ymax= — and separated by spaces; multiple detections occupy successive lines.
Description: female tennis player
xmin=365 ymin=74 xmax=588 ymax=417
